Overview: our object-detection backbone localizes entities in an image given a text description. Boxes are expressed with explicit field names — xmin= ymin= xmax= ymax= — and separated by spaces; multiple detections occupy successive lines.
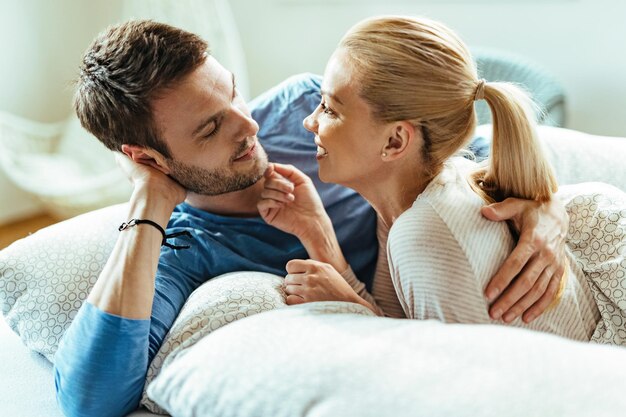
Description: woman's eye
xmin=320 ymin=101 xmax=335 ymax=116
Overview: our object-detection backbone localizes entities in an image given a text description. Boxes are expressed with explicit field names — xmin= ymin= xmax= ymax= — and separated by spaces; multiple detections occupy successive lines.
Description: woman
xmin=259 ymin=16 xmax=626 ymax=345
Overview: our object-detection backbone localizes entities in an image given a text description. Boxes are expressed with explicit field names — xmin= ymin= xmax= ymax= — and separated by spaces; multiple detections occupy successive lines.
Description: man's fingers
xmin=499 ymin=265 xmax=552 ymax=323
xmin=488 ymin=254 xmax=548 ymax=319
xmin=286 ymin=294 xmax=305 ymax=305
xmin=521 ymin=264 xmax=564 ymax=323
xmin=485 ymin=240 xmax=536 ymax=303
xmin=481 ymin=198 xmax=528 ymax=222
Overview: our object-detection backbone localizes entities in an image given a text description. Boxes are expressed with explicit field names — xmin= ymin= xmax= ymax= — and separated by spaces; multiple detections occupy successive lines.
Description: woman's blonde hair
xmin=339 ymin=16 xmax=557 ymax=202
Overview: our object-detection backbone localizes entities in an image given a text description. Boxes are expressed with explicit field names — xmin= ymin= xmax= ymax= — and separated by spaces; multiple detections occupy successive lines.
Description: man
xmin=54 ymin=20 xmax=567 ymax=417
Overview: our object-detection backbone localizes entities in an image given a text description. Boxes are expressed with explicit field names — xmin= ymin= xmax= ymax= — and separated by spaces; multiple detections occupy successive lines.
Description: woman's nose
xmin=303 ymin=113 xmax=317 ymax=133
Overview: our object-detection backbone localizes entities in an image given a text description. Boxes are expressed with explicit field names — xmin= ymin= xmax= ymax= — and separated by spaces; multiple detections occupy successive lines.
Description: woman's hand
xmin=258 ymin=163 xmax=350 ymax=272
xmin=258 ymin=163 xmax=329 ymax=240
xmin=481 ymin=197 xmax=568 ymax=323
xmin=284 ymin=259 xmax=375 ymax=310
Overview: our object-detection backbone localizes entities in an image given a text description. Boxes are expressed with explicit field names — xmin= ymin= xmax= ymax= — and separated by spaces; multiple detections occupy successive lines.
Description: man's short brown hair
xmin=74 ymin=20 xmax=209 ymax=158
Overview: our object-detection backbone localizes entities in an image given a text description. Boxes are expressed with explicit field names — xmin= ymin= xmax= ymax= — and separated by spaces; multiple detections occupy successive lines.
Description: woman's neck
xmin=351 ymin=162 xmax=431 ymax=229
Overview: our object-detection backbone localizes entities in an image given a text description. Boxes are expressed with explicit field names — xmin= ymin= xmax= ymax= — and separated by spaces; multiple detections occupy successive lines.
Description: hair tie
xmin=474 ymin=79 xmax=486 ymax=101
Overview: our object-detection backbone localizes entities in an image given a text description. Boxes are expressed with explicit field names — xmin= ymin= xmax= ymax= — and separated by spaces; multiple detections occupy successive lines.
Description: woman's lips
xmin=315 ymin=138 xmax=328 ymax=159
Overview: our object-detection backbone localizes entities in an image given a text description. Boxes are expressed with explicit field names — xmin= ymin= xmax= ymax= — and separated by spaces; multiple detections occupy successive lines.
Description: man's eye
xmin=203 ymin=122 xmax=221 ymax=138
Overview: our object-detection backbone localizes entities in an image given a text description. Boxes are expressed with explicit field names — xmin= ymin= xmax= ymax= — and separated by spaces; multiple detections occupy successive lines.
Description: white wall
xmin=231 ymin=0 xmax=626 ymax=137
xmin=0 ymin=0 xmax=123 ymax=225
xmin=1 ymin=0 xmax=624 ymax=224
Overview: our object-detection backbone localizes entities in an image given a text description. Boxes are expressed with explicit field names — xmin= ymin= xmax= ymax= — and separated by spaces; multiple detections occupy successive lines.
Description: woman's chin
xmin=318 ymin=166 xmax=336 ymax=184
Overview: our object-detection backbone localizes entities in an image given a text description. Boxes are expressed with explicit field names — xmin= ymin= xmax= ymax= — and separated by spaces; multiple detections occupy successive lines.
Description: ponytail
xmin=472 ymin=82 xmax=558 ymax=203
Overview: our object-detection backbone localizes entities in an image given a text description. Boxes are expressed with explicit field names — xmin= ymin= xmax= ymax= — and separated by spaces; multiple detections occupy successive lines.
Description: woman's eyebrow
xmin=320 ymin=89 xmax=344 ymax=106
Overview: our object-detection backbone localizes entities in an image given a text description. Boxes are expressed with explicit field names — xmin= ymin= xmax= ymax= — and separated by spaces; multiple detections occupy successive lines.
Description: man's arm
xmin=87 ymin=152 xmax=185 ymax=319
xmin=482 ymin=198 xmax=568 ymax=323
xmin=54 ymin=153 xmax=187 ymax=417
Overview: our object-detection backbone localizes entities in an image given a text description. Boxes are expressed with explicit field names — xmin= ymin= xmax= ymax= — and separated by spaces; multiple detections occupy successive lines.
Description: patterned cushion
xmin=0 ymin=204 xmax=127 ymax=361
xmin=141 ymin=271 xmax=288 ymax=414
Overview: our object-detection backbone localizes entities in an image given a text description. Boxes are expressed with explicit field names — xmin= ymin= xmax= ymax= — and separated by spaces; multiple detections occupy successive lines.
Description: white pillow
xmin=0 ymin=203 xmax=127 ymax=361
xmin=147 ymin=306 xmax=626 ymax=417
xmin=141 ymin=271 xmax=288 ymax=414
xmin=475 ymin=124 xmax=626 ymax=191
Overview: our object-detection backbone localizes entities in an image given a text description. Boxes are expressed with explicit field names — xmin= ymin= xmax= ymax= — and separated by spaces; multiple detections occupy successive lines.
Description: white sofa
xmin=1 ymin=125 xmax=626 ymax=416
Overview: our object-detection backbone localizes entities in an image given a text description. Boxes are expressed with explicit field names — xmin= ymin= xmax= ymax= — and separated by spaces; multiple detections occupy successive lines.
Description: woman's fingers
xmin=261 ymin=188 xmax=294 ymax=203
xmin=284 ymin=273 xmax=306 ymax=286
xmin=286 ymin=259 xmax=313 ymax=274
xmin=284 ymin=284 xmax=304 ymax=296
xmin=272 ymin=163 xmax=311 ymax=185
xmin=256 ymin=199 xmax=282 ymax=222
xmin=286 ymin=294 xmax=305 ymax=305
xmin=264 ymin=176 xmax=294 ymax=194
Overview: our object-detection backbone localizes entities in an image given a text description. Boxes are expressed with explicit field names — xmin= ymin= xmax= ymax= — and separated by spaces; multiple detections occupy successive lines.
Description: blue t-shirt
xmin=54 ymin=73 xmax=378 ymax=417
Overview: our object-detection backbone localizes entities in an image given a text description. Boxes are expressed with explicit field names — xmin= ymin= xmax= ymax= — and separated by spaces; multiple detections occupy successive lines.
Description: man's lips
xmin=234 ymin=142 xmax=256 ymax=161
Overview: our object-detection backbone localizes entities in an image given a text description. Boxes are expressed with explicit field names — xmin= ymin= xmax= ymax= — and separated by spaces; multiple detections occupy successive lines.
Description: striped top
xmin=386 ymin=157 xmax=600 ymax=340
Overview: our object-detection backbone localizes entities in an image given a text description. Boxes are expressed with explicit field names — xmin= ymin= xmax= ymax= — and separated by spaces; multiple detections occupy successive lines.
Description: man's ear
xmin=380 ymin=121 xmax=421 ymax=160
xmin=120 ymin=144 xmax=171 ymax=175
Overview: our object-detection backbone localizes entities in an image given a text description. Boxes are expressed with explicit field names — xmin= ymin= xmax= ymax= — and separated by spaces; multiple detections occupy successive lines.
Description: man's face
xmin=152 ymin=56 xmax=268 ymax=195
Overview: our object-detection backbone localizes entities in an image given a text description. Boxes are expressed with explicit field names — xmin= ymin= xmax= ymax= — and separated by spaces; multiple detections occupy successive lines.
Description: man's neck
xmin=184 ymin=178 xmax=265 ymax=218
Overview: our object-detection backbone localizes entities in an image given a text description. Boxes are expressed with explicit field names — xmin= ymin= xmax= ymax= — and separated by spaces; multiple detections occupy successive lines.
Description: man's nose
xmin=233 ymin=107 xmax=259 ymax=139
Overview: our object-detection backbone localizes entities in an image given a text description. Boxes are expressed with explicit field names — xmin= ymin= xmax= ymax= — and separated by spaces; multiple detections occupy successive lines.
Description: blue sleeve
xmin=54 ymin=302 xmax=150 ymax=417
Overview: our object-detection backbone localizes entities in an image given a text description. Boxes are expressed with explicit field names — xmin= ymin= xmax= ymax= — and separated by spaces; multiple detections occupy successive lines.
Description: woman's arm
xmin=258 ymin=163 xmax=383 ymax=315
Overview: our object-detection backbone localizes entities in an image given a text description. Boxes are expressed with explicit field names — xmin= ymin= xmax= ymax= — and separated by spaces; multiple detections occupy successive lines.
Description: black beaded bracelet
xmin=118 ymin=219 xmax=192 ymax=250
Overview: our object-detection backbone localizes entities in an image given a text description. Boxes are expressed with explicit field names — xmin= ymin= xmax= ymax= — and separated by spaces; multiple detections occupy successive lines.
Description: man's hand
xmin=115 ymin=152 xmax=186 ymax=206
xmin=482 ymin=197 xmax=568 ymax=323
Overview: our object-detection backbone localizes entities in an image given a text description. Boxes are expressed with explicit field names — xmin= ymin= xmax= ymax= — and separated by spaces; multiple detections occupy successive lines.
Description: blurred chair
xmin=473 ymin=48 xmax=566 ymax=127
xmin=0 ymin=112 xmax=131 ymax=219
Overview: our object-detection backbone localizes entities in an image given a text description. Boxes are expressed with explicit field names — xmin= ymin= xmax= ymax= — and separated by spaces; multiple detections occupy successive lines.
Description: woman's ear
xmin=120 ymin=144 xmax=171 ymax=175
xmin=381 ymin=121 xmax=420 ymax=160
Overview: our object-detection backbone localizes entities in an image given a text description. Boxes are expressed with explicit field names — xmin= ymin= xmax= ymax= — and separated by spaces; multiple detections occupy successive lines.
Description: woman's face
xmin=303 ymin=49 xmax=389 ymax=187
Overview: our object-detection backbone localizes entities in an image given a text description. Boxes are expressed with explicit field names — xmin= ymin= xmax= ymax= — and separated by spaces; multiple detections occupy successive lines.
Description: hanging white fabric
xmin=0 ymin=111 xmax=132 ymax=219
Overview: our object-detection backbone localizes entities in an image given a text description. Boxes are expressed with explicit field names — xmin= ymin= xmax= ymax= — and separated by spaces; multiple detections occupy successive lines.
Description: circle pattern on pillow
xmin=141 ymin=271 xmax=288 ymax=414
xmin=561 ymin=183 xmax=626 ymax=346
xmin=0 ymin=204 xmax=125 ymax=361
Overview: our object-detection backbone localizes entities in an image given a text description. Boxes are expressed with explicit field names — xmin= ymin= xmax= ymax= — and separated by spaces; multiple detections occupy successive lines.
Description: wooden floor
xmin=0 ymin=214 xmax=58 ymax=250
